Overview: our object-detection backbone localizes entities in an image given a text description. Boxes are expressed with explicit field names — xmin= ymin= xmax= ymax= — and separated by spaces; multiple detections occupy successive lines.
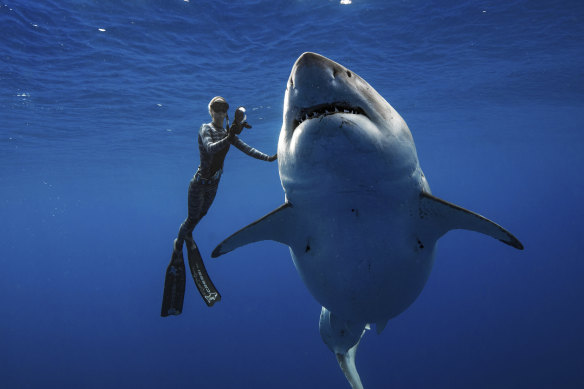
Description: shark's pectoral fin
xmin=419 ymin=192 xmax=523 ymax=250
xmin=211 ymin=203 xmax=294 ymax=258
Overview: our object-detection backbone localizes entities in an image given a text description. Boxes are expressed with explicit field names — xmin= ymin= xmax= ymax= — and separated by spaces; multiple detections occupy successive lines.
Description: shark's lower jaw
xmin=292 ymin=102 xmax=367 ymax=130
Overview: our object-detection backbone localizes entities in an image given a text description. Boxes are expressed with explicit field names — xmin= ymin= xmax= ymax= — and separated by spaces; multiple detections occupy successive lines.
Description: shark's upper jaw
xmin=292 ymin=102 xmax=368 ymax=131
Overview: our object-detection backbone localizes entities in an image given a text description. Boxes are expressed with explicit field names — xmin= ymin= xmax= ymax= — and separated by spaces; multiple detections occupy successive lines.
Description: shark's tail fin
xmin=336 ymin=342 xmax=364 ymax=389
xmin=319 ymin=307 xmax=367 ymax=389
xmin=419 ymin=192 xmax=524 ymax=250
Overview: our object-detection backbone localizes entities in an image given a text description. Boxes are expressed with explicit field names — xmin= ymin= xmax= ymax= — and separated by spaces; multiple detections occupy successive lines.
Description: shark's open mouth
xmin=293 ymin=102 xmax=367 ymax=130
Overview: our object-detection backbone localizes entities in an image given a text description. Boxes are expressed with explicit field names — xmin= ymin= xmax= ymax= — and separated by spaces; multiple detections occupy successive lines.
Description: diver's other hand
xmin=241 ymin=121 xmax=252 ymax=129
xmin=267 ymin=154 xmax=277 ymax=162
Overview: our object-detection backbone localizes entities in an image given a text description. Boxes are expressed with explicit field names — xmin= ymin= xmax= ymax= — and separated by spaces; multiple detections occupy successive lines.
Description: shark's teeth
xmin=295 ymin=103 xmax=367 ymax=128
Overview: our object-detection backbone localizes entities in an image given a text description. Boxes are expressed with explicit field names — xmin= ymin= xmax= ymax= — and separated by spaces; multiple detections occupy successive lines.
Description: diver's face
xmin=211 ymin=108 xmax=226 ymax=125
xmin=212 ymin=109 xmax=225 ymax=117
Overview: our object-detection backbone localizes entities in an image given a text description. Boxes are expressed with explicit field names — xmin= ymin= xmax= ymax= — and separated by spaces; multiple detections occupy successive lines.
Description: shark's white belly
xmin=288 ymin=195 xmax=435 ymax=323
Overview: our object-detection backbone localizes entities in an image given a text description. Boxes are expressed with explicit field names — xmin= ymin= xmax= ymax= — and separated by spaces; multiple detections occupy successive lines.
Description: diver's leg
xmin=161 ymin=177 xmax=204 ymax=316
xmin=185 ymin=181 xmax=222 ymax=306
xmin=177 ymin=177 xmax=207 ymax=249
xmin=199 ymin=180 xmax=219 ymax=219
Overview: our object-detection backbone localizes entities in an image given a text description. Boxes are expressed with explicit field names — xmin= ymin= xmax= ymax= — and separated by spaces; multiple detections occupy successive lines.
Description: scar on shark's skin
xmin=213 ymin=52 xmax=523 ymax=389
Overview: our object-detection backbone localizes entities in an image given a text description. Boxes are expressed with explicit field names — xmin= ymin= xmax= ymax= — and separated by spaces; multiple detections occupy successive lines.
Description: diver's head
xmin=208 ymin=96 xmax=229 ymax=116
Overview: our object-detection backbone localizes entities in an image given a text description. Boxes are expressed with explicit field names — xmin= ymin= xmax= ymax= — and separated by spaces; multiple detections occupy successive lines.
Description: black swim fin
xmin=161 ymin=243 xmax=186 ymax=317
xmin=185 ymin=237 xmax=221 ymax=307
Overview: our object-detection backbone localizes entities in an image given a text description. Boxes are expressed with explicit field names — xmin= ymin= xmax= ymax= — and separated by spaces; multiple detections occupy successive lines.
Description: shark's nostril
xmin=346 ymin=70 xmax=352 ymax=78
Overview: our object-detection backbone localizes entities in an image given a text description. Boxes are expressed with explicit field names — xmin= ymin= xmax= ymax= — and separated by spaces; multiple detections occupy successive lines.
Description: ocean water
xmin=1 ymin=0 xmax=583 ymax=388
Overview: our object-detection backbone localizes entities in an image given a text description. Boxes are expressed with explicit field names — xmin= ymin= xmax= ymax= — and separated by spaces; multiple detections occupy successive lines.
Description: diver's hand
xmin=229 ymin=122 xmax=244 ymax=136
xmin=267 ymin=154 xmax=277 ymax=162
xmin=227 ymin=124 xmax=237 ymax=139
xmin=231 ymin=121 xmax=251 ymax=135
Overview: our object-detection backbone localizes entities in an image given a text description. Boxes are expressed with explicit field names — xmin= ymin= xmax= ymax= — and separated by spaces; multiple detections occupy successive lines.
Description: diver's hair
xmin=208 ymin=96 xmax=229 ymax=115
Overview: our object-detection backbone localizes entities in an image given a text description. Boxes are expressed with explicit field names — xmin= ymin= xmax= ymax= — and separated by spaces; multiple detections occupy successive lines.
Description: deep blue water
xmin=1 ymin=0 xmax=583 ymax=388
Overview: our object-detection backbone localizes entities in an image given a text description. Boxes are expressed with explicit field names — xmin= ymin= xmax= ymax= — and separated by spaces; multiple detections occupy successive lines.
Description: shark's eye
xmin=346 ymin=71 xmax=352 ymax=78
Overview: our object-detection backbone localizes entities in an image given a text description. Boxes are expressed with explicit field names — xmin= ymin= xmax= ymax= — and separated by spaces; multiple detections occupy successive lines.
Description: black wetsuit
xmin=176 ymin=122 xmax=271 ymax=248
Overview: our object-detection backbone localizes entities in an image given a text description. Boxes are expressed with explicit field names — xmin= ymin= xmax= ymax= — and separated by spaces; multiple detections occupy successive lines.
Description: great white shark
xmin=212 ymin=52 xmax=523 ymax=388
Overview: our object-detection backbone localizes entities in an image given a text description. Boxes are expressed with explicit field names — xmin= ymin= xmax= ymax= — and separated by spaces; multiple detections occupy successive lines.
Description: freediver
xmin=161 ymin=96 xmax=277 ymax=316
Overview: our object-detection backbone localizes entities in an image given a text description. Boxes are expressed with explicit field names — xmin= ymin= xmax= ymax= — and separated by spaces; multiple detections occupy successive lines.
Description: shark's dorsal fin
xmin=419 ymin=192 xmax=523 ymax=250
xmin=211 ymin=203 xmax=294 ymax=258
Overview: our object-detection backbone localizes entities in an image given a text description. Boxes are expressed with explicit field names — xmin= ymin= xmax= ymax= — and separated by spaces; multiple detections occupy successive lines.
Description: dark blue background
xmin=1 ymin=1 xmax=583 ymax=388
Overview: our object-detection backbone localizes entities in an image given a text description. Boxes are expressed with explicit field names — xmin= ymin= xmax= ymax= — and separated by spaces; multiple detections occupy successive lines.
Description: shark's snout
xmin=287 ymin=52 xmax=368 ymax=131
xmin=290 ymin=52 xmax=349 ymax=85
xmin=294 ymin=52 xmax=329 ymax=68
